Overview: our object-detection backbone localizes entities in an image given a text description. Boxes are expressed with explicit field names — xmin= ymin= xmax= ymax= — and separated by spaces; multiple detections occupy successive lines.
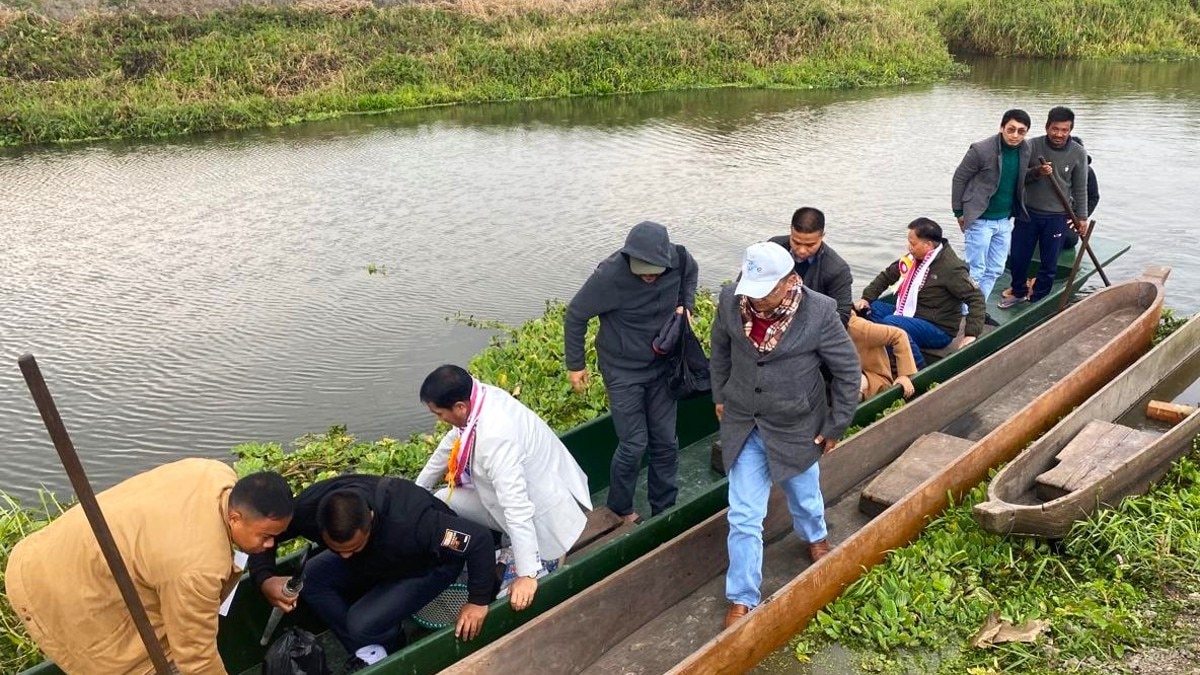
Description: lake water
xmin=2 ymin=57 xmax=1199 ymax=499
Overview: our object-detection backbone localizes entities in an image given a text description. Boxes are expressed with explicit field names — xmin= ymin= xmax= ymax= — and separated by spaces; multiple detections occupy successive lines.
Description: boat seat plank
xmin=920 ymin=319 xmax=997 ymax=361
xmin=567 ymin=506 xmax=626 ymax=557
xmin=1034 ymin=420 xmax=1161 ymax=501
xmin=858 ymin=432 xmax=974 ymax=516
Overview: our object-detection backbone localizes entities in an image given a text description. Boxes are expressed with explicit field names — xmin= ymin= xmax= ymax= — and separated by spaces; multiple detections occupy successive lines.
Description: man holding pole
xmin=999 ymin=106 xmax=1090 ymax=308
xmin=5 ymin=459 xmax=293 ymax=675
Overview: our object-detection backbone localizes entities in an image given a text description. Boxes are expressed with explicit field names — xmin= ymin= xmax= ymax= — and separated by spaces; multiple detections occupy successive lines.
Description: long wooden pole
xmin=1037 ymin=155 xmax=1111 ymax=287
xmin=18 ymin=354 xmax=179 ymax=675
xmin=1057 ymin=220 xmax=1096 ymax=313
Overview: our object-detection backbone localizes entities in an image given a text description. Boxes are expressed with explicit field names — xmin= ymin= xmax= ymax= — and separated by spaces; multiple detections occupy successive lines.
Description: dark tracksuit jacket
xmin=564 ymin=220 xmax=699 ymax=381
xmin=248 ymin=475 xmax=495 ymax=606
xmin=767 ymin=236 xmax=854 ymax=326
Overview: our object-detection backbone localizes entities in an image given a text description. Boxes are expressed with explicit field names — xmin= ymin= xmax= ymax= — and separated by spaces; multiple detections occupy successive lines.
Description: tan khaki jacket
xmin=5 ymin=458 xmax=238 ymax=675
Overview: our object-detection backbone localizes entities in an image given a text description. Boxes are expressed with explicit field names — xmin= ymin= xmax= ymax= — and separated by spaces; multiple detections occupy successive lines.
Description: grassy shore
xmin=2 ymin=0 xmax=1197 ymax=146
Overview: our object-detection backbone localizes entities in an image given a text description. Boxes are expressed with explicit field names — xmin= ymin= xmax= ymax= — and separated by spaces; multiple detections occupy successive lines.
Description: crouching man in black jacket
xmin=249 ymin=474 xmax=495 ymax=671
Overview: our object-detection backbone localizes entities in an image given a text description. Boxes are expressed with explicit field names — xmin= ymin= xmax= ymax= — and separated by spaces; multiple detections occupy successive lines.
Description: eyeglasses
xmin=1003 ymin=125 xmax=1029 ymax=136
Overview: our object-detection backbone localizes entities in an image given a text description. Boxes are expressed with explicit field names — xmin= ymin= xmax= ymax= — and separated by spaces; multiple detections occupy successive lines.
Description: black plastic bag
xmin=264 ymin=626 xmax=331 ymax=675
xmin=667 ymin=317 xmax=711 ymax=400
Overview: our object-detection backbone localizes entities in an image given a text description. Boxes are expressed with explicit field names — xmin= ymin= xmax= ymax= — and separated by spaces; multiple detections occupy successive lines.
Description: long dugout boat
xmin=975 ymin=309 xmax=1200 ymax=538
xmin=445 ymin=264 xmax=1167 ymax=675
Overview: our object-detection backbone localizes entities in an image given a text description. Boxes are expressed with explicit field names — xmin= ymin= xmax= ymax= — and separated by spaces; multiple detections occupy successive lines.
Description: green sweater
xmin=981 ymin=143 xmax=1020 ymax=219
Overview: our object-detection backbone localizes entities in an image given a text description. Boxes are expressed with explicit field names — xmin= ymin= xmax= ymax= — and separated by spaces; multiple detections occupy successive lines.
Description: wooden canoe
xmin=444 ymin=265 xmax=1167 ymax=675
xmin=974 ymin=310 xmax=1200 ymax=538
xmin=15 ymin=240 xmax=1128 ymax=675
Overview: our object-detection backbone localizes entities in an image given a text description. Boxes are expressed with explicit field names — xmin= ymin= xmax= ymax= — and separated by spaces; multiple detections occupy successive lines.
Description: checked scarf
xmin=739 ymin=279 xmax=802 ymax=354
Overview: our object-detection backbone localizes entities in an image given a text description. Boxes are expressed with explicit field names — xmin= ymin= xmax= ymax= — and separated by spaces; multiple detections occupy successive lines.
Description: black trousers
xmin=301 ymin=550 xmax=463 ymax=653
xmin=605 ymin=365 xmax=679 ymax=517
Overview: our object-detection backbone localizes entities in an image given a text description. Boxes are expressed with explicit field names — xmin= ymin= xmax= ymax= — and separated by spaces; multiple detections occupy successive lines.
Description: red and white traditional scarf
xmin=445 ymin=379 xmax=486 ymax=499
xmin=894 ymin=245 xmax=942 ymax=318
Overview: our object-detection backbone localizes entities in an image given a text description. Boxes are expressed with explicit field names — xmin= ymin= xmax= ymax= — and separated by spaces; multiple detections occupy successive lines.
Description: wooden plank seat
xmin=1034 ymin=420 xmax=1161 ymax=501
xmin=859 ymin=432 xmax=974 ymax=516
xmin=921 ymin=317 xmax=998 ymax=362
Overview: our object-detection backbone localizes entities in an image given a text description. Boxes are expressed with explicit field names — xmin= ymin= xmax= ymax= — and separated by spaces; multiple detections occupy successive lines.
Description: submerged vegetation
xmin=2 ymin=0 xmax=1198 ymax=145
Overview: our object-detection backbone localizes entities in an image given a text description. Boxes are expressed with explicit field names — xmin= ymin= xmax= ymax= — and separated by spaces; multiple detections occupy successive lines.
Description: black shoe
xmin=344 ymin=657 xmax=369 ymax=674
xmin=984 ymin=313 xmax=1000 ymax=327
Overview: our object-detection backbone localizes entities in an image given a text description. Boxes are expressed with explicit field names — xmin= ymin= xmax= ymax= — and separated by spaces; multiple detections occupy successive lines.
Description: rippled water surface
xmin=3 ymin=58 xmax=1199 ymax=499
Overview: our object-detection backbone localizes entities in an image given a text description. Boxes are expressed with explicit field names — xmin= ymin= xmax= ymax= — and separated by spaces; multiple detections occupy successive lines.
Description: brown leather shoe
xmin=723 ymin=603 xmax=750 ymax=629
xmin=808 ymin=539 xmax=832 ymax=562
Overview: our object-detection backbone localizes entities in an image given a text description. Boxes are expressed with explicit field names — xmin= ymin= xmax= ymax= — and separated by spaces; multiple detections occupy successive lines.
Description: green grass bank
xmin=2 ymin=0 xmax=1198 ymax=146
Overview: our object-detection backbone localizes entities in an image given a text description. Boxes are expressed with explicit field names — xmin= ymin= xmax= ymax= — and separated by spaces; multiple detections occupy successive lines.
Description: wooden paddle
xmin=18 ymin=354 xmax=180 ymax=675
xmin=1037 ymin=155 xmax=1111 ymax=287
xmin=1057 ymin=219 xmax=1095 ymax=313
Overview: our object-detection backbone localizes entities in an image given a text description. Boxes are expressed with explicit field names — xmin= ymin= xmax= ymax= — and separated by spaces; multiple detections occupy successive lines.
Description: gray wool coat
xmin=710 ymin=284 xmax=861 ymax=483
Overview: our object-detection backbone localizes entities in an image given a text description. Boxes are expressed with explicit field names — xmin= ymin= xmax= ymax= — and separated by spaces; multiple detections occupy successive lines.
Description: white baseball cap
xmin=734 ymin=242 xmax=794 ymax=299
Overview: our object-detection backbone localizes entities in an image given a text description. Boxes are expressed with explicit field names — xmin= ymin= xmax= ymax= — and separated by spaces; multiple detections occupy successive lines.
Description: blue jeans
xmin=301 ymin=550 xmax=463 ymax=653
xmin=869 ymin=301 xmax=952 ymax=369
xmin=726 ymin=428 xmax=826 ymax=608
xmin=963 ymin=217 xmax=1012 ymax=303
xmin=1009 ymin=210 xmax=1069 ymax=301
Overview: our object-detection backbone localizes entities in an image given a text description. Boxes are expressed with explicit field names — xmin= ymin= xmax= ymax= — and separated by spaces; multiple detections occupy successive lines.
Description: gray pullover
xmin=1024 ymin=135 xmax=1089 ymax=218
xmin=564 ymin=221 xmax=699 ymax=377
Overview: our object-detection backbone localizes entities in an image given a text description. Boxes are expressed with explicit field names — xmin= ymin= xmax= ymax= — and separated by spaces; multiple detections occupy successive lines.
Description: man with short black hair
xmin=855 ymin=218 xmax=985 ymax=368
xmin=951 ymin=109 xmax=1033 ymax=306
xmin=250 ymin=474 xmax=496 ymax=671
xmin=416 ymin=364 xmax=592 ymax=615
xmin=768 ymin=206 xmax=854 ymax=326
xmin=6 ymin=459 xmax=293 ymax=675
xmin=1000 ymin=106 xmax=1089 ymax=307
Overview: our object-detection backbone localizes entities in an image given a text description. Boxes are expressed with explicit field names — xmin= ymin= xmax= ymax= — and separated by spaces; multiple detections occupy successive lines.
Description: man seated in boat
xmin=5 ymin=460 xmax=294 ymax=675
xmin=710 ymin=242 xmax=861 ymax=629
xmin=847 ymin=311 xmax=918 ymax=400
xmin=854 ymin=217 xmax=985 ymax=368
xmin=249 ymin=474 xmax=497 ymax=672
xmin=768 ymin=206 xmax=854 ymax=326
xmin=416 ymin=364 xmax=593 ymax=613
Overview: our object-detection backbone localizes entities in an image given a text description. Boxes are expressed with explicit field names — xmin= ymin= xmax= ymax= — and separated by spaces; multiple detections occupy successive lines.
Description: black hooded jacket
xmin=564 ymin=221 xmax=699 ymax=376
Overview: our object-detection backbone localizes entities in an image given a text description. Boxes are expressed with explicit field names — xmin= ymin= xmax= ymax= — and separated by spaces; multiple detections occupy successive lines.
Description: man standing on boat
xmin=768 ymin=206 xmax=854 ymax=326
xmin=854 ymin=218 xmax=985 ymax=368
xmin=416 ymin=364 xmax=592 ymax=613
xmin=564 ymin=220 xmax=699 ymax=525
xmin=999 ymin=106 xmax=1089 ymax=308
xmin=951 ymin=109 xmax=1032 ymax=308
xmin=250 ymin=473 xmax=498 ymax=671
xmin=711 ymin=242 xmax=860 ymax=629
xmin=5 ymin=460 xmax=293 ymax=675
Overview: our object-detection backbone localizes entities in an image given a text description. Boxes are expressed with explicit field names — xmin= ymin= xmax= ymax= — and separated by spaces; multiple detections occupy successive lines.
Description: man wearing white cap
xmin=710 ymin=242 xmax=860 ymax=629
xmin=565 ymin=221 xmax=698 ymax=524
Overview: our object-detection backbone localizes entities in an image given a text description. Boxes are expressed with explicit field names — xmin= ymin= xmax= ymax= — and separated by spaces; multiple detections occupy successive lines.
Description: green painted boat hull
xmin=19 ymin=239 xmax=1127 ymax=675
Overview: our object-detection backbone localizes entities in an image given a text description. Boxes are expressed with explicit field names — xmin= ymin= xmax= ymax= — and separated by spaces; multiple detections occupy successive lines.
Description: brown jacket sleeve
xmin=159 ymin=570 xmax=229 ymax=675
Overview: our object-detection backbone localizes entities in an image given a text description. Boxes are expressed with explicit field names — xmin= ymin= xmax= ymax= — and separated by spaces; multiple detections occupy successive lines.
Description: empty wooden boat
xmin=443 ymin=266 xmax=1167 ymax=675
xmin=974 ymin=310 xmax=1200 ymax=538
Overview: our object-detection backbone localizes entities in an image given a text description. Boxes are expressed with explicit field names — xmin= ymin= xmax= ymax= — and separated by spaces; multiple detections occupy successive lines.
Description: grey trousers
xmin=605 ymin=368 xmax=679 ymax=516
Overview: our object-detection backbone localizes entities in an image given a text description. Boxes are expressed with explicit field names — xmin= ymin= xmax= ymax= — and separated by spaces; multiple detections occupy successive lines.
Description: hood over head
xmin=621 ymin=221 xmax=675 ymax=274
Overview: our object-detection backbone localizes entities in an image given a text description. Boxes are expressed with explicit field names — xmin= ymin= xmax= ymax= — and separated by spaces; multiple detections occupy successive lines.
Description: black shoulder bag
xmin=666 ymin=246 xmax=711 ymax=400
